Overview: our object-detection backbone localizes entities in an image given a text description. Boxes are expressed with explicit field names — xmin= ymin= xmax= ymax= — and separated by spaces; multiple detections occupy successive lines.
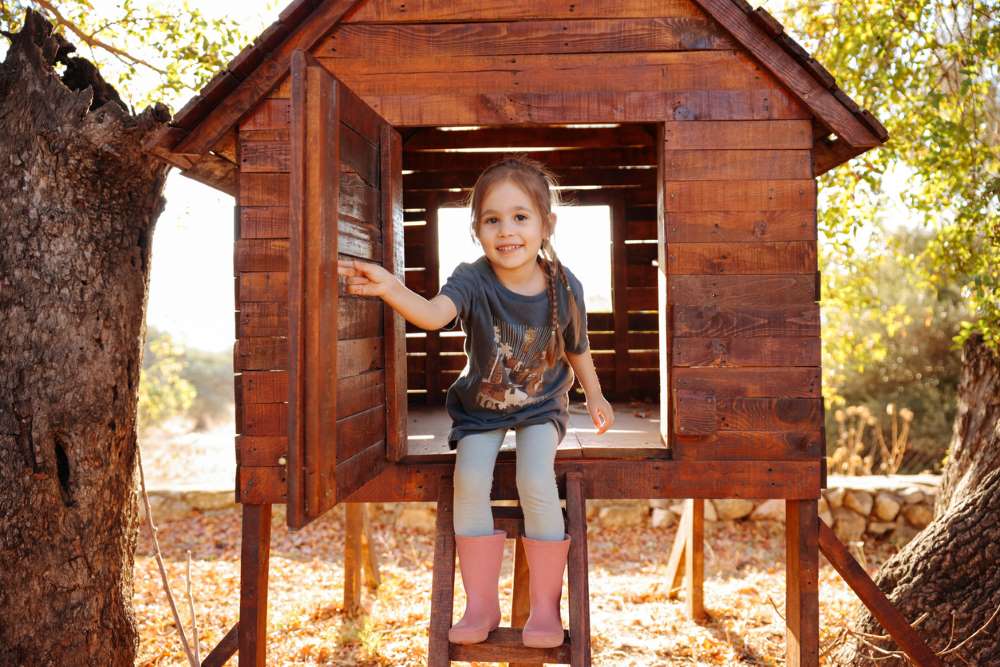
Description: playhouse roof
xmin=143 ymin=0 xmax=888 ymax=193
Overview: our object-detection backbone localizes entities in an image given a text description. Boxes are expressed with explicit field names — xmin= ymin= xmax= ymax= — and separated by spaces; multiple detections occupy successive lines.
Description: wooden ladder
xmin=428 ymin=470 xmax=592 ymax=666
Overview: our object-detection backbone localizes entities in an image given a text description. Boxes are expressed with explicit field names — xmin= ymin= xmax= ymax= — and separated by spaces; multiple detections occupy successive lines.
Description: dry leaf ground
xmin=135 ymin=503 xmax=900 ymax=666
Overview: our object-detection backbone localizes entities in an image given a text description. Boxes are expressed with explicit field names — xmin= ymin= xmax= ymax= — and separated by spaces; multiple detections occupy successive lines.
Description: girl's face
xmin=475 ymin=179 xmax=555 ymax=275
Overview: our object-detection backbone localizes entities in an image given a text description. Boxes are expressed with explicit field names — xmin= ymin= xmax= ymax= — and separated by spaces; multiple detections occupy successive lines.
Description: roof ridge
xmin=731 ymin=0 xmax=887 ymax=142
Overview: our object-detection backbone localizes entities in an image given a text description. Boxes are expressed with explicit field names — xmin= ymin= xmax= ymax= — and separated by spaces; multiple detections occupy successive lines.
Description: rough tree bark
xmin=831 ymin=333 xmax=1000 ymax=666
xmin=0 ymin=10 xmax=170 ymax=666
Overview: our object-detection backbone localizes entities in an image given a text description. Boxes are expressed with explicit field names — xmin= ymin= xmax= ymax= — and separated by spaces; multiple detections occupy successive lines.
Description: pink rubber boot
xmin=521 ymin=532 xmax=572 ymax=648
xmin=448 ymin=529 xmax=507 ymax=644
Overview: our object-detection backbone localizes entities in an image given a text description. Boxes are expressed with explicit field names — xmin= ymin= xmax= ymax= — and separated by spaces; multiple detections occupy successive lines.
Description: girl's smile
xmin=476 ymin=180 xmax=556 ymax=292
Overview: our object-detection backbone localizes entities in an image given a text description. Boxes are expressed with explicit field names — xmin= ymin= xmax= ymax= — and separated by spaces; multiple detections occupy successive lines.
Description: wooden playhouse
xmin=144 ymin=1 xmax=942 ymax=665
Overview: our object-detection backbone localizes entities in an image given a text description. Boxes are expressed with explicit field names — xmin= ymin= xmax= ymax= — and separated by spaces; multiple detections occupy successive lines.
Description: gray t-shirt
xmin=437 ymin=255 xmax=589 ymax=450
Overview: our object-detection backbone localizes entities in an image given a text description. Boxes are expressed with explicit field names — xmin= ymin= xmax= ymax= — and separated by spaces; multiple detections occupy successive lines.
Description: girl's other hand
xmin=338 ymin=258 xmax=398 ymax=298
xmin=587 ymin=395 xmax=614 ymax=435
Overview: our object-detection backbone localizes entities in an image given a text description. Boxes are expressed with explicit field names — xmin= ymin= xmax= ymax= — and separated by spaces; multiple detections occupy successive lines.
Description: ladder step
xmin=492 ymin=505 xmax=571 ymax=540
xmin=450 ymin=627 xmax=572 ymax=664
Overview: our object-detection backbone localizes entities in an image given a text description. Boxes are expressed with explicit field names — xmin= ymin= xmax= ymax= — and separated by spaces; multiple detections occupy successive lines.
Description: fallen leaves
xmin=134 ymin=507 xmax=900 ymax=666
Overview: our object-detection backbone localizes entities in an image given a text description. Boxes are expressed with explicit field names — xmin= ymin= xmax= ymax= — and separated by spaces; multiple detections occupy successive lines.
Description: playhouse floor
xmin=402 ymin=400 xmax=669 ymax=462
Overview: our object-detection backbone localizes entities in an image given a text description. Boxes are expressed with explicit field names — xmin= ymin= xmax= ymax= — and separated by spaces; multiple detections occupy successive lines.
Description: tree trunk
xmin=831 ymin=333 xmax=1000 ymax=666
xmin=0 ymin=10 xmax=169 ymax=666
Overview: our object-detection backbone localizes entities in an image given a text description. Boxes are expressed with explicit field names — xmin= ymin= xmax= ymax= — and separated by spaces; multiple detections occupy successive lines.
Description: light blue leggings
xmin=453 ymin=421 xmax=565 ymax=541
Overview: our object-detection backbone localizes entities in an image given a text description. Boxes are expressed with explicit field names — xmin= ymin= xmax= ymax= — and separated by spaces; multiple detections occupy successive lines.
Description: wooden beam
xmin=238 ymin=504 xmax=272 ymax=667
xmin=786 ymin=499 xmax=819 ymax=666
xmin=346 ymin=459 xmax=823 ymax=502
xmin=665 ymin=500 xmax=688 ymax=598
xmin=403 ymin=125 xmax=654 ymax=151
xmin=812 ymin=135 xmax=868 ymax=175
xmin=818 ymin=521 xmax=944 ymax=666
xmin=685 ymin=498 xmax=707 ymax=622
xmin=201 ymin=622 xmax=239 ymax=667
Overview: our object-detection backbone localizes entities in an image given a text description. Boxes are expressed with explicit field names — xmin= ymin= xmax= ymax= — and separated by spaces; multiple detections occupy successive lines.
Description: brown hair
xmin=464 ymin=155 xmax=583 ymax=369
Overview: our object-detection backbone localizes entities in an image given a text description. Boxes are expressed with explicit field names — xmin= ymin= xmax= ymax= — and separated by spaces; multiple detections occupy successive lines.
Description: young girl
xmin=338 ymin=156 xmax=614 ymax=649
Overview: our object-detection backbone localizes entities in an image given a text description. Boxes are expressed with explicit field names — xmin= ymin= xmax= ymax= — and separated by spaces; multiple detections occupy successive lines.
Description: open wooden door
xmin=286 ymin=50 xmax=406 ymax=529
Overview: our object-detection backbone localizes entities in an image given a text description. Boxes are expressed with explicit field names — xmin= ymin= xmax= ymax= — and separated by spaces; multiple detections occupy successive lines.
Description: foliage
xmin=0 ymin=0 xmax=278 ymax=113
xmin=822 ymin=228 xmax=967 ymax=471
xmin=139 ymin=325 xmax=196 ymax=431
xmin=138 ymin=325 xmax=234 ymax=432
xmin=181 ymin=345 xmax=234 ymax=430
xmin=771 ymin=0 xmax=1000 ymax=365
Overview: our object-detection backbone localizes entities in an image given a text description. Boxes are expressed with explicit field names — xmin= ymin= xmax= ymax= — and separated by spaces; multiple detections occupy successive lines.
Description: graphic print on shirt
xmin=475 ymin=318 xmax=553 ymax=411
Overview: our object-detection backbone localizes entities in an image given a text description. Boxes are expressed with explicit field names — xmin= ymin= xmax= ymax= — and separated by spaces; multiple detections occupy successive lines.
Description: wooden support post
xmin=424 ymin=193 xmax=442 ymax=405
xmin=428 ymin=477 xmax=455 ymax=667
xmin=238 ymin=504 xmax=272 ymax=667
xmin=786 ymin=499 xmax=819 ymax=667
xmin=665 ymin=500 xmax=689 ymax=598
xmin=344 ymin=503 xmax=363 ymax=617
xmin=817 ymin=521 xmax=943 ymax=667
xmin=565 ymin=471 xmax=592 ymax=667
xmin=361 ymin=503 xmax=381 ymax=591
xmin=610 ymin=192 xmax=628 ymax=401
xmin=685 ymin=498 xmax=706 ymax=622
xmin=508 ymin=530 xmax=539 ymax=667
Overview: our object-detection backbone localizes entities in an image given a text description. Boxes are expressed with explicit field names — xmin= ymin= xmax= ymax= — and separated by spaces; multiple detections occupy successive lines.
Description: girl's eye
xmin=484 ymin=217 xmax=498 ymax=224
xmin=515 ymin=214 xmax=528 ymax=221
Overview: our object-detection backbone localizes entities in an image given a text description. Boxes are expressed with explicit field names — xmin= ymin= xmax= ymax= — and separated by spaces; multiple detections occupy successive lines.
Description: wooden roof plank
xmin=150 ymin=0 xmax=887 ymax=179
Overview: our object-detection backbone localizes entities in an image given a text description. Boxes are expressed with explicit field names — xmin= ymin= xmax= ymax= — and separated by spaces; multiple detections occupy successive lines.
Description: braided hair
xmin=466 ymin=155 xmax=584 ymax=370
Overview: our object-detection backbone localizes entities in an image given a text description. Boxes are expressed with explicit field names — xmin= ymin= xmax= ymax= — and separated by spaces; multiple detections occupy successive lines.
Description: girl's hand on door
xmin=338 ymin=258 xmax=399 ymax=298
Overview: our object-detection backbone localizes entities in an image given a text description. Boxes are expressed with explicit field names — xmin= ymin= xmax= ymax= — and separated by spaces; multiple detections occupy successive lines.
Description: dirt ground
xmin=134 ymin=502 xmax=899 ymax=666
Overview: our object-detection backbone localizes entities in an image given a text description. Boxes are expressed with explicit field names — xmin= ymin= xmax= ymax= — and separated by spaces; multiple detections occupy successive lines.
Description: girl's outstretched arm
xmin=337 ymin=258 xmax=457 ymax=331
xmin=566 ymin=348 xmax=615 ymax=434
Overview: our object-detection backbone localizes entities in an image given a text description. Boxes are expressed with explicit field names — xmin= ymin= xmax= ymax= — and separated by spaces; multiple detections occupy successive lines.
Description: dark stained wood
xmin=236 ymin=435 xmax=287 ymax=467
xmin=404 ymin=146 xmax=656 ymax=172
xmin=673 ymin=367 xmax=821 ymax=398
xmin=686 ymin=498 xmax=706 ymax=622
xmin=610 ymin=193 xmax=630 ymax=398
xmin=239 ymin=207 xmax=290 ymax=239
xmin=669 ymin=274 xmax=818 ymax=306
xmin=664 ymin=149 xmax=812 ymax=180
xmin=785 ymin=499 xmax=819 ymax=667
xmin=665 ymin=500 xmax=688 ymax=598
xmin=665 ymin=179 xmax=816 ymax=212
xmin=509 ymin=532 xmax=537 ymax=667
xmin=344 ymin=503 xmax=363 ymax=616
xmin=674 ymin=388 xmax=716 ymax=435
xmin=238 ymin=504 xmax=272 ymax=667
xmin=381 ymin=122 xmax=408 ymax=461
xmin=347 ymin=459 xmax=823 ymax=502
xmin=237 ymin=271 xmax=288 ymax=303
xmin=663 ymin=119 xmax=812 ymax=149
xmin=427 ymin=478 xmax=455 ymax=667
xmin=405 ymin=125 xmax=654 ymax=151
xmin=674 ymin=336 xmax=820 ymax=367
xmin=657 ymin=123 xmax=673 ymax=447
xmin=345 ymin=0 xmax=707 ymax=23
xmin=367 ymin=88 xmax=809 ymax=126
xmin=673 ymin=431 xmax=823 ymax=461
xmin=565 ymin=471 xmax=592 ymax=666
xmin=323 ymin=17 xmax=735 ymax=58
xmin=672 ymin=304 xmax=820 ymax=338
xmin=817 ymin=521 xmax=945 ymax=667
xmin=667 ymin=240 xmax=817 ymax=274
xmin=201 ymin=621 xmax=239 ymax=667
xmin=716 ymin=397 xmax=822 ymax=431
xmin=665 ymin=210 xmax=816 ymax=243
xmin=424 ymin=194 xmax=442 ymax=405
